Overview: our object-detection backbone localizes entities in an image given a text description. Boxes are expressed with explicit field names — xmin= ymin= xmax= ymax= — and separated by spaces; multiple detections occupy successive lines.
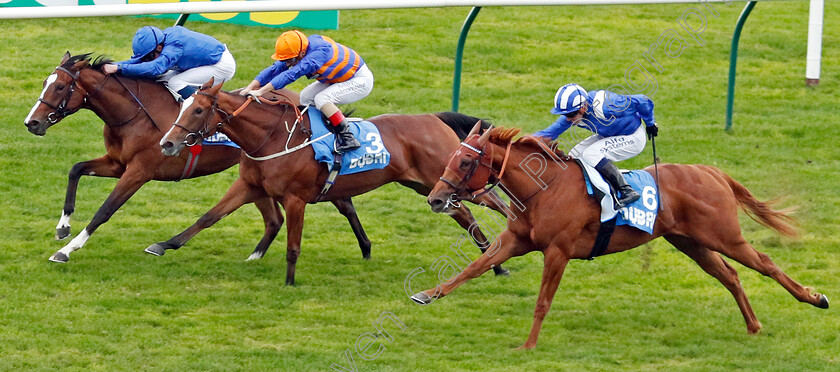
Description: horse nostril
xmin=26 ymin=119 xmax=40 ymax=128
xmin=429 ymin=198 xmax=443 ymax=208
xmin=161 ymin=141 xmax=173 ymax=150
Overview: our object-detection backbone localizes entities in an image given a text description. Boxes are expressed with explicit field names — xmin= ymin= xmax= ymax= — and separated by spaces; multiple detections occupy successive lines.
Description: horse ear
xmin=201 ymin=77 xmax=216 ymax=91
xmin=209 ymin=80 xmax=224 ymax=95
xmin=477 ymin=125 xmax=492 ymax=147
xmin=467 ymin=120 xmax=482 ymax=137
xmin=60 ymin=52 xmax=71 ymax=65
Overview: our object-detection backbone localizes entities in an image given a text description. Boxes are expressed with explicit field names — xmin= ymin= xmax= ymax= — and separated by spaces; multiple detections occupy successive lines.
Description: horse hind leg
xmin=665 ymin=235 xmax=762 ymax=334
xmin=710 ymin=236 xmax=829 ymax=310
xmin=331 ymin=197 xmax=372 ymax=260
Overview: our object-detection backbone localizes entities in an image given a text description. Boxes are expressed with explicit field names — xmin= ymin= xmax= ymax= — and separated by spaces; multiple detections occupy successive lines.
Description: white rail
xmin=0 ymin=0 xmax=787 ymax=20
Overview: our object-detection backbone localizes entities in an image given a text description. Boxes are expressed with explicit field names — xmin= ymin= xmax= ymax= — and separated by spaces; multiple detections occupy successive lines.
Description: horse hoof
xmin=144 ymin=244 xmax=166 ymax=256
xmin=246 ymin=252 xmax=263 ymax=261
xmin=411 ymin=292 xmax=432 ymax=305
xmin=817 ymin=294 xmax=829 ymax=309
xmin=493 ymin=266 xmax=510 ymax=276
xmin=49 ymin=252 xmax=69 ymax=263
xmin=55 ymin=227 xmax=71 ymax=240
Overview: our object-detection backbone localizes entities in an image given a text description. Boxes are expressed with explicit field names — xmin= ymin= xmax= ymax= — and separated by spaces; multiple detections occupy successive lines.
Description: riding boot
xmin=333 ymin=119 xmax=361 ymax=152
xmin=595 ymin=159 xmax=640 ymax=208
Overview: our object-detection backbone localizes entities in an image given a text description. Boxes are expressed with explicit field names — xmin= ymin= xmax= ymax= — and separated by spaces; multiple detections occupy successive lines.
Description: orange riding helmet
xmin=272 ymin=30 xmax=309 ymax=61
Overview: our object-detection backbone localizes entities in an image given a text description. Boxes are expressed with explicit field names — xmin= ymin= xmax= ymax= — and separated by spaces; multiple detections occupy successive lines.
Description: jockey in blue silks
xmin=239 ymin=30 xmax=374 ymax=153
xmin=534 ymin=83 xmax=659 ymax=207
xmin=103 ymin=26 xmax=236 ymax=101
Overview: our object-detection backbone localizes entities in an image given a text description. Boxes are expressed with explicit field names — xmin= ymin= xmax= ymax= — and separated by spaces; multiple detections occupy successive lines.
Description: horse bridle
xmin=438 ymin=135 xmax=513 ymax=206
xmin=171 ymin=91 xmax=302 ymax=155
xmin=40 ymin=66 xmax=88 ymax=124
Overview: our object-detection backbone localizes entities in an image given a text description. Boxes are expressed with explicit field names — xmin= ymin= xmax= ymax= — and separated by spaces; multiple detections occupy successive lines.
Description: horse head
xmin=25 ymin=52 xmax=94 ymax=135
xmin=160 ymin=77 xmax=225 ymax=157
xmin=427 ymin=122 xmax=497 ymax=213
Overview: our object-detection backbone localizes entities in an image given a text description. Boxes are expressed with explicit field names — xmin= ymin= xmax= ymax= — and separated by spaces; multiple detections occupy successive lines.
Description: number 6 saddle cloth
xmin=578 ymin=160 xmax=659 ymax=234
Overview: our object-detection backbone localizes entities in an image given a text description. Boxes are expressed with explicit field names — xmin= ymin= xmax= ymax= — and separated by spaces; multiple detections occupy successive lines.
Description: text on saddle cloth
xmin=307 ymin=107 xmax=391 ymax=175
xmin=578 ymin=160 xmax=659 ymax=234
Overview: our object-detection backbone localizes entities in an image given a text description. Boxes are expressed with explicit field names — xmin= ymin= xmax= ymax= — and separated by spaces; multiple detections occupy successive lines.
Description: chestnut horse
xmin=156 ymin=80 xmax=510 ymax=285
xmin=24 ymin=52 xmax=371 ymax=263
xmin=412 ymin=125 xmax=829 ymax=349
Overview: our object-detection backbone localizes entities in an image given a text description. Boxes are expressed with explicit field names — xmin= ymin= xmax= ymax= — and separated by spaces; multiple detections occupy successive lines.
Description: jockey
xmin=534 ymin=83 xmax=659 ymax=207
xmin=103 ymin=26 xmax=236 ymax=101
xmin=239 ymin=30 xmax=374 ymax=153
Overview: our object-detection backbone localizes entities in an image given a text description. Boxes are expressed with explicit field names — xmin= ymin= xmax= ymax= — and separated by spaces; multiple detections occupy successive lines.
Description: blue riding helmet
xmin=550 ymin=83 xmax=588 ymax=115
xmin=131 ymin=26 xmax=164 ymax=59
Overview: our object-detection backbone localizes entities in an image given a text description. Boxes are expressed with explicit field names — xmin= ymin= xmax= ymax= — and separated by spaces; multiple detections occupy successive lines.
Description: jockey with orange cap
xmin=240 ymin=30 xmax=374 ymax=153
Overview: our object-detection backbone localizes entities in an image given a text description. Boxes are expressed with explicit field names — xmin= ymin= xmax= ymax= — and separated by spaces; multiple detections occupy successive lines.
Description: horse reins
xmin=440 ymin=136 xmax=513 ymax=203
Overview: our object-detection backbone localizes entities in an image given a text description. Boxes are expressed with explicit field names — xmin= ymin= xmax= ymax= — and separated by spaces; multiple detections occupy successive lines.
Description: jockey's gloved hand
xmin=646 ymin=123 xmax=659 ymax=140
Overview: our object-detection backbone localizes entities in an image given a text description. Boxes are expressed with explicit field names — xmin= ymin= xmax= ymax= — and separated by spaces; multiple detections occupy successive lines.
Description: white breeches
xmin=571 ymin=124 xmax=647 ymax=168
xmin=300 ymin=64 xmax=374 ymax=110
xmin=159 ymin=47 xmax=236 ymax=94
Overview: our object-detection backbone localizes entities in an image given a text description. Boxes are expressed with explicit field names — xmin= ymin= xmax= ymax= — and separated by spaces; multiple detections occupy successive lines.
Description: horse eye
xmin=194 ymin=108 xmax=203 ymax=114
xmin=459 ymin=158 xmax=472 ymax=170
xmin=55 ymin=84 xmax=66 ymax=91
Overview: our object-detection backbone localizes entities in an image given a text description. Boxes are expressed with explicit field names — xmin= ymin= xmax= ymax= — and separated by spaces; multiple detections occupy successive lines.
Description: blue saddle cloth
xmin=308 ymin=108 xmax=391 ymax=175
xmin=580 ymin=163 xmax=659 ymax=234
xmin=203 ymin=132 xmax=239 ymax=148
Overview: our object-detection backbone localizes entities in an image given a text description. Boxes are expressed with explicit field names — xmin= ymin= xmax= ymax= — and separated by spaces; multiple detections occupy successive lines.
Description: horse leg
xmin=145 ymin=178 xmax=264 ymax=256
xmin=50 ymin=167 xmax=150 ymax=263
xmin=56 ymin=156 xmax=124 ymax=240
xmin=665 ymin=235 xmax=762 ymax=334
xmin=331 ymin=197 xmax=372 ymax=260
xmin=398 ymin=180 xmax=509 ymax=276
xmin=245 ymin=197 xmax=285 ymax=261
xmin=519 ymin=246 xmax=570 ymax=349
xmin=707 ymin=237 xmax=829 ymax=310
xmin=448 ymin=204 xmax=510 ymax=276
xmin=281 ymin=195 xmax=307 ymax=286
xmin=411 ymin=230 xmax=529 ymax=304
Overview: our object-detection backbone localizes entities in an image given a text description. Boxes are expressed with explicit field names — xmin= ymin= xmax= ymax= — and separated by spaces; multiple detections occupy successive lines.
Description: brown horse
xmin=24 ymin=52 xmax=371 ymax=263
xmin=413 ymin=125 xmax=829 ymax=349
xmin=156 ymin=80 xmax=511 ymax=285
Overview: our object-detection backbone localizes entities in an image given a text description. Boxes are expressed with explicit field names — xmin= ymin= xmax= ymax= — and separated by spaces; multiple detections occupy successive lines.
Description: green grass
xmin=1 ymin=3 xmax=839 ymax=371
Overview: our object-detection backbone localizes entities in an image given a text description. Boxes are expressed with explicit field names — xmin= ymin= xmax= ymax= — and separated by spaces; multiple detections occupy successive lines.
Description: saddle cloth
xmin=307 ymin=107 xmax=391 ymax=175
xmin=578 ymin=161 xmax=659 ymax=234
xmin=203 ymin=132 xmax=239 ymax=148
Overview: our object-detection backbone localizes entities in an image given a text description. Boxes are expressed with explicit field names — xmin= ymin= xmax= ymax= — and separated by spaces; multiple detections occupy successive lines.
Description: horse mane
xmin=487 ymin=127 xmax=571 ymax=160
xmin=435 ymin=112 xmax=493 ymax=140
xmin=62 ymin=53 xmax=114 ymax=71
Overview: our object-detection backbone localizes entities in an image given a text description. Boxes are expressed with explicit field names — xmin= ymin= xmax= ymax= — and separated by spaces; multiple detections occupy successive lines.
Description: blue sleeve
xmin=533 ymin=116 xmax=572 ymax=140
xmin=631 ymin=94 xmax=656 ymax=126
xmin=118 ymin=43 xmax=183 ymax=77
xmin=254 ymin=61 xmax=288 ymax=86
xmin=266 ymin=47 xmax=329 ymax=89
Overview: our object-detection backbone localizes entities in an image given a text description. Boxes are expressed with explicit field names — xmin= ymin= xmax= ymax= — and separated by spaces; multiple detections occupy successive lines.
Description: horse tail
xmin=434 ymin=112 xmax=492 ymax=140
xmin=714 ymin=167 xmax=799 ymax=237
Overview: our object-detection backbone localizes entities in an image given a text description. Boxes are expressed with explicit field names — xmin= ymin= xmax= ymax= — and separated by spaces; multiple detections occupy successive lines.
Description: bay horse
xmin=156 ymin=79 xmax=511 ymax=285
xmin=24 ymin=52 xmax=371 ymax=263
xmin=412 ymin=125 xmax=829 ymax=349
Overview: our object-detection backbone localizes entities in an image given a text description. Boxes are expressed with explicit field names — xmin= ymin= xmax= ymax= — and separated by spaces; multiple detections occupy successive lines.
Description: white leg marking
xmin=58 ymin=229 xmax=90 ymax=256
xmin=56 ymin=212 xmax=71 ymax=230
xmin=24 ymin=74 xmax=58 ymax=124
